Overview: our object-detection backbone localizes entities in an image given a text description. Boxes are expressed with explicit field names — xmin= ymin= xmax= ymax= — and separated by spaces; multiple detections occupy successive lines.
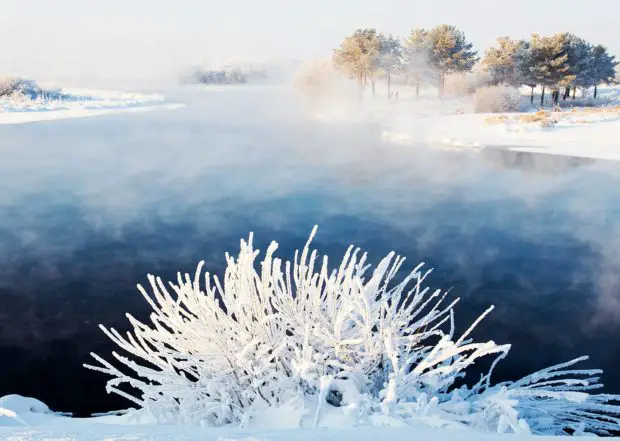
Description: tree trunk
xmin=357 ymin=73 xmax=364 ymax=101
xmin=563 ymin=86 xmax=570 ymax=100
xmin=572 ymin=87 xmax=576 ymax=99
xmin=387 ymin=72 xmax=391 ymax=100
xmin=530 ymin=86 xmax=535 ymax=104
xmin=594 ymin=85 xmax=598 ymax=99
xmin=416 ymin=82 xmax=420 ymax=99
xmin=540 ymin=86 xmax=545 ymax=107
xmin=371 ymin=80 xmax=376 ymax=98
xmin=439 ymin=73 xmax=445 ymax=99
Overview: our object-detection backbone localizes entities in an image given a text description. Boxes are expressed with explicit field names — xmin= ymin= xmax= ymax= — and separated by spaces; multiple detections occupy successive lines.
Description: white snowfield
xmin=364 ymin=84 xmax=620 ymax=162
xmin=382 ymin=111 xmax=620 ymax=161
xmin=0 ymin=87 xmax=183 ymax=124
xmin=0 ymin=395 xmax=599 ymax=441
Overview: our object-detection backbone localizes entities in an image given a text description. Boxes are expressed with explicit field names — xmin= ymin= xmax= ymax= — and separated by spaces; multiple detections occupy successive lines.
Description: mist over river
xmin=1 ymin=86 xmax=619 ymax=415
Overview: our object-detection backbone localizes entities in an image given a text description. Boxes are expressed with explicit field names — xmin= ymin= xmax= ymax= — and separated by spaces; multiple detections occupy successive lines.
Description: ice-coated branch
xmin=85 ymin=226 xmax=620 ymax=434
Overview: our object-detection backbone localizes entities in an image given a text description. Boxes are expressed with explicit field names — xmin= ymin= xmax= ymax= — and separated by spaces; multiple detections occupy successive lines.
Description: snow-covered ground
xmin=382 ymin=108 xmax=620 ymax=161
xmin=0 ymin=87 xmax=183 ymax=124
xmin=0 ymin=395 xmax=598 ymax=441
xmin=334 ymin=84 xmax=620 ymax=162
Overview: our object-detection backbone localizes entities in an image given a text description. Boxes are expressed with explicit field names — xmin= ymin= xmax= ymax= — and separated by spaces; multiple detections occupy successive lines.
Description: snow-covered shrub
xmin=86 ymin=227 xmax=620 ymax=434
xmin=0 ymin=77 xmax=20 ymax=96
xmin=0 ymin=76 xmax=75 ymax=103
xmin=474 ymin=85 xmax=521 ymax=113
xmin=0 ymin=77 xmax=44 ymax=99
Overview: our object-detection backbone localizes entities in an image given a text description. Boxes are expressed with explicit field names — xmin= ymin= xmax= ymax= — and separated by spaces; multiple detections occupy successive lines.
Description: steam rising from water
xmin=1 ymin=86 xmax=619 ymax=414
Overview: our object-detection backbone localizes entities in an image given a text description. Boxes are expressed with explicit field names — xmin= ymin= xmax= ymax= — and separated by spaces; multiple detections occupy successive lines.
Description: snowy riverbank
xmin=0 ymin=85 xmax=183 ymax=124
xmin=382 ymin=108 xmax=620 ymax=161
xmin=312 ymin=84 xmax=620 ymax=162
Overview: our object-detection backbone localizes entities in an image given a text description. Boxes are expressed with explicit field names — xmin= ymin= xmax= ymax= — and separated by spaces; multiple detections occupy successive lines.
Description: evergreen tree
xmin=425 ymin=25 xmax=479 ymax=97
xmin=560 ymin=34 xmax=592 ymax=100
xmin=483 ymin=37 xmax=528 ymax=87
xmin=526 ymin=33 xmax=572 ymax=106
xmin=514 ymin=41 xmax=539 ymax=104
xmin=403 ymin=28 xmax=432 ymax=98
xmin=333 ymin=28 xmax=382 ymax=95
xmin=589 ymin=44 xmax=617 ymax=99
xmin=378 ymin=34 xmax=403 ymax=99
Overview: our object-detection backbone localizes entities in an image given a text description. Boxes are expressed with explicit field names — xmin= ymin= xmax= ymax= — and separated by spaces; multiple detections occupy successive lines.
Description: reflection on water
xmin=1 ymin=87 xmax=620 ymax=415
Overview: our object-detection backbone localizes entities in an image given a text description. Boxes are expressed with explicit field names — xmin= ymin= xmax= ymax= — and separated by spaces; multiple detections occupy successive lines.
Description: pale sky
xmin=1 ymin=0 xmax=618 ymax=82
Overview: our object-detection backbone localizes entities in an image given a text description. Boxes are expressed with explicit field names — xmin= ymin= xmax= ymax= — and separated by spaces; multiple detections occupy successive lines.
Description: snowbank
xmin=0 ymin=395 xmax=602 ymax=440
xmin=0 ymin=395 xmax=56 ymax=427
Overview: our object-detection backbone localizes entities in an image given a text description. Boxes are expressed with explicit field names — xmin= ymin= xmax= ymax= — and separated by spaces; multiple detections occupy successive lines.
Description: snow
xmin=373 ymin=85 xmax=620 ymax=161
xmin=0 ymin=87 xmax=183 ymax=124
xmin=383 ymin=111 xmax=620 ymax=160
xmin=0 ymin=395 xmax=602 ymax=441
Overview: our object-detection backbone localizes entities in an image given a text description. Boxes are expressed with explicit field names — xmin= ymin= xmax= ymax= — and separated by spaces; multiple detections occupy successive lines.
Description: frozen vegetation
xmin=0 ymin=77 xmax=182 ymax=124
xmin=3 ymin=228 xmax=618 ymax=440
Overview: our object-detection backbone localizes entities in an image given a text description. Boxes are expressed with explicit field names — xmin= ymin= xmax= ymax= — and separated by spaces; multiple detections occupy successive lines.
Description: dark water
xmin=1 ymin=87 xmax=620 ymax=416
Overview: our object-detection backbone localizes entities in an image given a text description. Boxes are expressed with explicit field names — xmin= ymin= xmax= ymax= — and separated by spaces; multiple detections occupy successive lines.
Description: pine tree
xmin=589 ymin=44 xmax=617 ymax=99
xmin=560 ymin=34 xmax=591 ymax=100
xmin=378 ymin=34 xmax=403 ymax=99
xmin=514 ymin=41 xmax=538 ymax=104
xmin=403 ymin=28 xmax=432 ymax=98
xmin=333 ymin=29 xmax=382 ymax=97
xmin=526 ymin=33 xmax=572 ymax=106
xmin=425 ymin=25 xmax=478 ymax=97
xmin=483 ymin=37 xmax=528 ymax=87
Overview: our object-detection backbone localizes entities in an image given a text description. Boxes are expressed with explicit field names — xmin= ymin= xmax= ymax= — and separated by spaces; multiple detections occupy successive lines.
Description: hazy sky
xmin=1 ymin=0 xmax=618 ymax=81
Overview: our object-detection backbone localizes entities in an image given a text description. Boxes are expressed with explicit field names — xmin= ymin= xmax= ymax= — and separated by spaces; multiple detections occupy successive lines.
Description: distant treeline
xmin=182 ymin=66 xmax=269 ymax=85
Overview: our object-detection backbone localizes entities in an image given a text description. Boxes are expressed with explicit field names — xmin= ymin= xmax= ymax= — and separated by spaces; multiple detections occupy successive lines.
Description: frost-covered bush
xmin=86 ymin=228 xmax=620 ymax=434
xmin=474 ymin=85 xmax=521 ymax=113
xmin=0 ymin=77 xmax=21 ymax=96
xmin=0 ymin=77 xmax=44 ymax=99
xmin=0 ymin=76 xmax=73 ymax=102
